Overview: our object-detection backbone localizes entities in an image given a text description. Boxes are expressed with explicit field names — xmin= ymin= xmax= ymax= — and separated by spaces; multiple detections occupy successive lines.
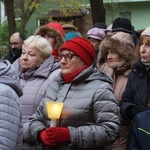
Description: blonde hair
xmin=23 ymin=35 xmax=52 ymax=58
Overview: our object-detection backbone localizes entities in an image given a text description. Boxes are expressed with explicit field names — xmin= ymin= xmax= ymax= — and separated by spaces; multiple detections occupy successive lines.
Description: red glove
xmin=40 ymin=129 xmax=56 ymax=146
xmin=40 ymin=127 xmax=70 ymax=146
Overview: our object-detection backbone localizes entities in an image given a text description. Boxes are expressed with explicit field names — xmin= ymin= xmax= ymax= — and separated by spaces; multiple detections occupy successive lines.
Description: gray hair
xmin=23 ymin=35 xmax=52 ymax=58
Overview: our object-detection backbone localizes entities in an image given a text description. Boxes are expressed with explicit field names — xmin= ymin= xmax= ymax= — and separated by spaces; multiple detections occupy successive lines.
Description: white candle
xmin=46 ymin=101 xmax=64 ymax=127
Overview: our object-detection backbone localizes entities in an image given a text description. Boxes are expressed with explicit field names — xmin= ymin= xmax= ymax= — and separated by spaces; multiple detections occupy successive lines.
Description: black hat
xmin=112 ymin=17 xmax=133 ymax=34
xmin=94 ymin=23 xmax=107 ymax=29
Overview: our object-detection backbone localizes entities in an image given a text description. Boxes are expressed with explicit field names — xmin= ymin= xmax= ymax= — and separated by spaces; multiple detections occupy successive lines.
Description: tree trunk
xmin=90 ymin=0 xmax=105 ymax=26
xmin=4 ymin=0 xmax=16 ymax=37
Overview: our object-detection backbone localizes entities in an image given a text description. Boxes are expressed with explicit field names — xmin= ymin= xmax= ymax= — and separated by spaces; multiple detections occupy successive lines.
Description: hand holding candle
xmin=46 ymin=101 xmax=64 ymax=127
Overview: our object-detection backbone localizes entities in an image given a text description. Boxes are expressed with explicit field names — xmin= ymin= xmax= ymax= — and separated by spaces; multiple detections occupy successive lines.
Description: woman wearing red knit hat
xmin=29 ymin=37 xmax=120 ymax=150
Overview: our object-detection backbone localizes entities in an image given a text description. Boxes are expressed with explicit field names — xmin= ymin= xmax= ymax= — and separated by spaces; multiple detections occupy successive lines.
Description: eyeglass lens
xmin=58 ymin=53 xmax=77 ymax=62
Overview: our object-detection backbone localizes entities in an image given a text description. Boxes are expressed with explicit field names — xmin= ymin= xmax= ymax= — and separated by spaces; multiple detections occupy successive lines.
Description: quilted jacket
xmin=29 ymin=65 xmax=120 ymax=150
xmin=13 ymin=55 xmax=61 ymax=150
xmin=0 ymin=60 xmax=23 ymax=150
xmin=120 ymin=59 xmax=150 ymax=121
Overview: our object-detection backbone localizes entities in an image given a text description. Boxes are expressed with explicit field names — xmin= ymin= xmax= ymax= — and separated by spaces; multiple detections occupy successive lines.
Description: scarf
xmin=62 ymin=65 xmax=89 ymax=83
xmin=52 ymin=49 xmax=58 ymax=58
xmin=19 ymin=65 xmax=40 ymax=79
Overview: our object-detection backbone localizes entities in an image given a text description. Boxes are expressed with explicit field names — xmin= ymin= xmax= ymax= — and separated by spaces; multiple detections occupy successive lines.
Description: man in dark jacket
xmin=3 ymin=32 xmax=25 ymax=63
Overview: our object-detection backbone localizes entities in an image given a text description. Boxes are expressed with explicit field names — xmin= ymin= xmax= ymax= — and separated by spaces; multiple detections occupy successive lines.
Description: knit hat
xmin=141 ymin=26 xmax=150 ymax=36
xmin=46 ymin=22 xmax=65 ymax=37
xmin=112 ymin=17 xmax=133 ymax=34
xmin=59 ymin=37 xmax=95 ymax=66
xmin=65 ymin=32 xmax=79 ymax=41
xmin=94 ymin=23 xmax=107 ymax=29
xmin=87 ymin=28 xmax=106 ymax=41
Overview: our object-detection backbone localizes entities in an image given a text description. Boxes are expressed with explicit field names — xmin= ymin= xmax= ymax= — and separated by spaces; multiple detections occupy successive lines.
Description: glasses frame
xmin=58 ymin=53 xmax=77 ymax=62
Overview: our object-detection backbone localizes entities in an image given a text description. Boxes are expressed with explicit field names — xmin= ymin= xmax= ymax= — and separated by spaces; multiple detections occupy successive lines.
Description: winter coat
xmin=13 ymin=55 xmax=61 ymax=150
xmin=127 ymin=109 xmax=150 ymax=150
xmin=100 ymin=61 xmax=130 ymax=102
xmin=99 ymin=62 xmax=131 ymax=150
xmin=29 ymin=65 xmax=120 ymax=150
xmin=97 ymin=32 xmax=136 ymax=150
xmin=0 ymin=60 xmax=23 ymax=150
xmin=120 ymin=59 xmax=150 ymax=122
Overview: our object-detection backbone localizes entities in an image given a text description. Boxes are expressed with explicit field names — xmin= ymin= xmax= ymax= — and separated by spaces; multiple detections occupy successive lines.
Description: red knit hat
xmin=46 ymin=22 xmax=65 ymax=37
xmin=59 ymin=37 xmax=95 ymax=66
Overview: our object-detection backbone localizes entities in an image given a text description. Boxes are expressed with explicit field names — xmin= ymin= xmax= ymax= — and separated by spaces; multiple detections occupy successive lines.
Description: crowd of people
xmin=0 ymin=17 xmax=150 ymax=150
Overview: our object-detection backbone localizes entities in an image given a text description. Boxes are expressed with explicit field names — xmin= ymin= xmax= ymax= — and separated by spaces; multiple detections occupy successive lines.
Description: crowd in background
xmin=0 ymin=17 xmax=150 ymax=150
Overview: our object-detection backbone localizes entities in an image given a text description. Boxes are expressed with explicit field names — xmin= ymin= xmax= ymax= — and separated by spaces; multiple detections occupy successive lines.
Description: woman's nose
xmin=22 ymin=54 xmax=28 ymax=59
xmin=107 ymin=53 xmax=112 ymax=60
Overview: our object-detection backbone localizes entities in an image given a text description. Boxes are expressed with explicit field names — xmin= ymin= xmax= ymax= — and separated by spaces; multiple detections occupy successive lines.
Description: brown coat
xmin=100 ymin=62 xmax=130 ymax=150
xmin=97 ymin=32 xmax=137 ymax=150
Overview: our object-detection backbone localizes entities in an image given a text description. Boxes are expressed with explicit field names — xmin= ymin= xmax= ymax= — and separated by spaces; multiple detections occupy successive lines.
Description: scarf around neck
xmin=19 ymin=65 xmax=40 ymax=79
xmin=62 ymin=65 xmax=89 ymax=83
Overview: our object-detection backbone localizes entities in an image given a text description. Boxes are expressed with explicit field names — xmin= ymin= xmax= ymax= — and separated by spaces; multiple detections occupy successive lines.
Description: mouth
xmin=141 ymin=56 xmax=146 ymax=59
xmin=21 ymin=62 xmax=29 ymax=66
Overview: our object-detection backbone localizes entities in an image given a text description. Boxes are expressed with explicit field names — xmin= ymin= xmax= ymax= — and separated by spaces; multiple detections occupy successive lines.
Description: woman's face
xmin=107 ymin=49 xmax=121 ymax=64
xmin=44 ymin=34 xmax=56 ymax=49
xmin=88 ymin=38 xmax=100 ymax=50
xmin=140 ymin=38 xmax=150 ymax=63
xmin=58 ymin=50 xmax=85 ymax=76
xmin=20 ymin=46 xmax=45 ymax=70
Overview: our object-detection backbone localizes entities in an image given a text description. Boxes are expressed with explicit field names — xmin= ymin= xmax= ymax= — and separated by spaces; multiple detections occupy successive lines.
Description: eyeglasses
xmin=10 ymin=42 xmax=22 ymax=46
xmin=58 ymin=53 xmax=77 ymax=62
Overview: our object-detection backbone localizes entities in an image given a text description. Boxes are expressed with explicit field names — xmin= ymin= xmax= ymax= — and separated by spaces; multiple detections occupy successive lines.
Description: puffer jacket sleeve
xmin=0 ymin=84 xmax=22 ymax=150
xmin=68 ymin=82 xmax=120 ymax=148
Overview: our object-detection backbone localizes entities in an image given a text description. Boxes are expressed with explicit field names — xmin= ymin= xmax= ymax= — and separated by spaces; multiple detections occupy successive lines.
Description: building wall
xmin=128 ymin=2 xmax=150 ymax=30
xmin=105 ymin=1 xmax=150 ymax=31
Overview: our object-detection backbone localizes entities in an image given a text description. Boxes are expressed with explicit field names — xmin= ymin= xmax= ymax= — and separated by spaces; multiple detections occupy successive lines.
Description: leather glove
xmin=40 ymin=127 xmax=70 ymax=146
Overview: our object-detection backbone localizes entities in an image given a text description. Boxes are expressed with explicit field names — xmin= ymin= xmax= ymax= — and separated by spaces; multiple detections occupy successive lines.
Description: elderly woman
xmin=120 ymin=26 xmax=150 ymax=149
xmin=97 ymin=32 xmax=137 ymax=150
xmin=13 ymin=35 xmax=61 ymax=150
xmin=28 ymin=37 xmax=120 ymax=150
xmin=120 ymin=26 xmax=150 ymax=122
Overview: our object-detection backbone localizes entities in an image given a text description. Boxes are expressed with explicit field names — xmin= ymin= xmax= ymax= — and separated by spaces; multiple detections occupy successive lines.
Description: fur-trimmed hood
xmin=35 ymin=25 xmax=65 ymax=50
xmin=97 ymin=32 xmax=137 ymax=69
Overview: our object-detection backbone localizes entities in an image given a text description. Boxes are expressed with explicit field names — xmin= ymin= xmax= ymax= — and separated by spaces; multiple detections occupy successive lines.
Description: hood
xmin=0 ymin=60 xmax=23 ymax=96
xmin=111 ymin=32 xmax=135 ymax=51
xmin=82 ymin=65 xmax=113 ymax=84
xmin=97 ymin=33 xmax=136 ymax=68
xmin=35 ymin=25 xmax=65 ymax=50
